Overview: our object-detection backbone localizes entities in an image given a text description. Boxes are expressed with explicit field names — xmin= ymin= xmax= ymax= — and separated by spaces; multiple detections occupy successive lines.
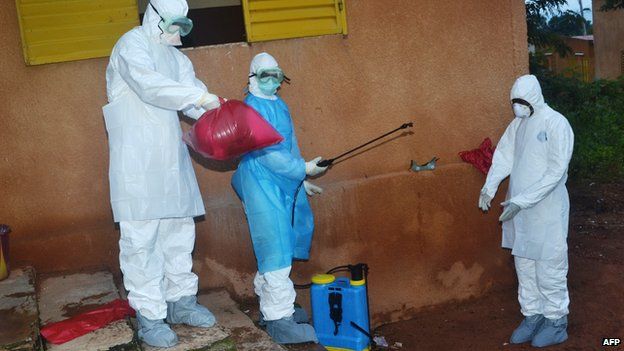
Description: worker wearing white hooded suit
xmin=103 ymin=0 xmax=220 ymax=347
xmin=479 ymin=75 xmax=574 ymax=348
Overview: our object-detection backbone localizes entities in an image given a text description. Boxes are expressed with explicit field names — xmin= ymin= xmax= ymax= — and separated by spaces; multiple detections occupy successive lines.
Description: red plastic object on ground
xmin=458 ymin=138 xmax=496 ymax=175
xmin=40 ymin=299 xmax=135 ymax=345
xmin=184 ymin=99 xmax=284 ymax=160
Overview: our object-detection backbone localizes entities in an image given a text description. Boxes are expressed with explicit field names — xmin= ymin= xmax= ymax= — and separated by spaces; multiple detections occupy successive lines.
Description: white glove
xmin=478 ymin=190 xmax=493 ymax=211
xmin=305 ymin=156 xmax=328 ymax=177
xmin=196 ymin=92 xmax=221 ymax=111
xmin=303 ymin=181 xmax=323 ymax=196
xmin=499 ymin=201 xmax=521 ymax=222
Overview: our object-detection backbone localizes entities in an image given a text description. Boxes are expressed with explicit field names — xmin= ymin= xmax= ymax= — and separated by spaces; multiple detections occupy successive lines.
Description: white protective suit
xmin=482 ymin=75 xmax=574 ymax=319
xmin=254 ymin=267 xmax=296 ymax=321
xmin=103 ymin=0 xmax=215 ymax=320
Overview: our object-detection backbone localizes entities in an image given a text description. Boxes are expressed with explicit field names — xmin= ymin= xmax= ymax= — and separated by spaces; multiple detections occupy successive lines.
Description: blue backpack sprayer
xmin=311 ymin=263 xmax=371 ymax=351
xmin=292 ymin=123 xmax=413 ymax=351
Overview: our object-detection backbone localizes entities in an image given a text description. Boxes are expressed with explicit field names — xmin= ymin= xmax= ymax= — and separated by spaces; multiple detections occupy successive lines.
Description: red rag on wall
xmin=183 ymin=99 xmax=284 ymax=160
xmin=40 ymin=299 xmax=135 ymax=345
xmin=458 ymin=138 xmax=496 ymax=175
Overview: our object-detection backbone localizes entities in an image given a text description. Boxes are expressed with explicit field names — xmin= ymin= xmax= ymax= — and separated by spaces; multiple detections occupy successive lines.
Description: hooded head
xmin=248 ymin=52 xmax=282 ymax=100
xmin=510 ymin=75 xmax=545 ymax=118
xmin=142 ymin=0 xmax=190 ymax=46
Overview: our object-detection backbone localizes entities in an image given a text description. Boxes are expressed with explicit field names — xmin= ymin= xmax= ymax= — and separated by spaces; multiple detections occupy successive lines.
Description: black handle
xmin=317 ymin=159 xmax=333 ymax=168
xmin=314 ymin=122 xmax=413 ymax=170
xmin=350 ymin=321 xmax=374 ymax=343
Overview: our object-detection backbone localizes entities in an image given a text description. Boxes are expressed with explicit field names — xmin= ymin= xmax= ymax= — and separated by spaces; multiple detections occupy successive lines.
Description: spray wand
xmin=316 ymin=122 xmax=414 ymax=168
xmin=292 ymin=122 xmax=413 ymax=227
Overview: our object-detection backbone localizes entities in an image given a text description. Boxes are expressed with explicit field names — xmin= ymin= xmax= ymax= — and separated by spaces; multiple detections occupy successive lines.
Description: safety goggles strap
xmin=511 ymin=98 xmax=534 ymax=116
xmin=149 ymin=3 xmax=162 ymax=19
xmin=249 ymin=71 xmax=291 ymax=84
xmin=149 ymin=3 xmax=192 ymax=36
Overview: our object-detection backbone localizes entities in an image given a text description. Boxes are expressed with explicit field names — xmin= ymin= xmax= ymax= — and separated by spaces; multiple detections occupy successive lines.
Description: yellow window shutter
xmin=15 ymin=0 xmax=139 ymax=66
xmin=242 ymin=0 xmax=347 ymax=43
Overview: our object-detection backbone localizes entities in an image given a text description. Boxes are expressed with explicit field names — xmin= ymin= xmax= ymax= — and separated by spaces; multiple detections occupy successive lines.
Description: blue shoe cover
xmin=259 ymin=307 xmax=309 ymax=326
xmin=265 ymin=316 xmax=318 ymax=344
xmin=136 ymin=312 xmax=179 ymax=348
xmin=166 ymin=295 xmax=216 ymax=328
xmin=510 ymin=314 xmax=545 ymax=344
xmin=531 ymin=316 xmax=568 ymax=348
xmin=292 ymin=306 xmax=310 ymax=323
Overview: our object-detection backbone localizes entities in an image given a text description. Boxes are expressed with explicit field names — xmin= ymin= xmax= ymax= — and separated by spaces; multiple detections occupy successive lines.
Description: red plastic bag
xmin=458 ymin=138 xmax=496 ymax=175
xmin=184 ymin=99 xmax=284 ymax=160
xmin=40 ymin=299 xmax=135 ymax=345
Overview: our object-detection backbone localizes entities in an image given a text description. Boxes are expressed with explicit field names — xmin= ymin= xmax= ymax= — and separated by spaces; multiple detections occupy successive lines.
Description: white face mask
xmin=512 ymin=103 xmax=532 ymax=118
xmin=160 ymin=31 xmax=182 ymax=46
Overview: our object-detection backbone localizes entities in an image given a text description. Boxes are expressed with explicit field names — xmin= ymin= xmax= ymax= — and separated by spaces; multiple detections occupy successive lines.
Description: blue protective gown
xmin=232 ymin=94 xmax=315 ymax=274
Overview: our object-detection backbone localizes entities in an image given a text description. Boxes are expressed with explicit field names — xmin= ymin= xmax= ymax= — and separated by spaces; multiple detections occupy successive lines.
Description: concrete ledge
xmin=142 ymin=324 xmax=233 ymax=351
xmin=0 ymin=267 xmax=41 ymax=351
xmin=199 ymin=290 xmax=286 ymax=351
xmin=39 ymin=271 xmax=136 ymax=351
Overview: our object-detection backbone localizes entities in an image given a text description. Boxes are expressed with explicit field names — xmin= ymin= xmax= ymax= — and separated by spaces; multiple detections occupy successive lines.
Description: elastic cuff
xmin=262 ymin=305 xmax=296 ymax=322
xmin=508 ymin=197 xmax=528 ymax=209
xmin=195 ymin=92 xmax=218 ymax=108
xmin=136 ymin=306 xmax=167 ymax=320
xmin=543 ymin=312 xmax=568 ymax=320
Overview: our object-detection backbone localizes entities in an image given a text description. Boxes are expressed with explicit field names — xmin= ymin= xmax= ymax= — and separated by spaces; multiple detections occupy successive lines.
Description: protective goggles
xmin=150 ymin=3 xmax=193 ymax=37
xmin=250 ymin=68 xmax=290 ymax=84
xmin=511 ymin=98 xmax=534 ymax=116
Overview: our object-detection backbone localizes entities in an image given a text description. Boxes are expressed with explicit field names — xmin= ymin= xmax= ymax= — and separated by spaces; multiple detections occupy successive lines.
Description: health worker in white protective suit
xmin=102 ymin=0 xmax=221 ymax=347
xmin=479 ymin=75 xmax=574 ymax=348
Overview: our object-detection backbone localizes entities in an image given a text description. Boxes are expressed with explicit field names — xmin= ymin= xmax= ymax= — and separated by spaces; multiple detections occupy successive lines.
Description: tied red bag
xmin=458 ymin=138 xmax=496 ymax=175
xmin=184 ymin=99 xmax=284 ymax=160
xmin=40 ymin=299 xmax=135 ymax=345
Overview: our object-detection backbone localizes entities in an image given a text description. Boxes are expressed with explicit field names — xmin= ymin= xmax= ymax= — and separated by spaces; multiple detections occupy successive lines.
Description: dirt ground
xmin=276 ymin=182 xmax=624 ymax=351
xmin=372 ymin=181 xmax=624 ymax=351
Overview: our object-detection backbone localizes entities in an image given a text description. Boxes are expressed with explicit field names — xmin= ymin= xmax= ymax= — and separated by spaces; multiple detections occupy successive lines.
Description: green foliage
xmin=525 ymin=0 xmax=624 ymax=181
xmin=526 ymin=0 xmax=571 ymax=55
xmin=548 ymin=11 xmax=592 ymax=36
xmin=536 ymin=71 xmax=624 ymax=180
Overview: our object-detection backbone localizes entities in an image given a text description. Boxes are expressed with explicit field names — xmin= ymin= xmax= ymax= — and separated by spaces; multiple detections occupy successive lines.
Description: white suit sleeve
xmin=177 ymin=52 xmax=209 ymax=120
xmin=482 ymin=121 xmax=518 ymax=198
xmin=509 ymin=118 xmax=574 ymax=209
xmin=114 ymin=37 xmax=205 ymax=112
